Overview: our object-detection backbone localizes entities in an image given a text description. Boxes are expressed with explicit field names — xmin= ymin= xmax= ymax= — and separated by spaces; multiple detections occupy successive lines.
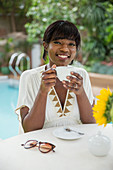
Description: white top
xmin=16 ymin=65 xmax=94 ymax=133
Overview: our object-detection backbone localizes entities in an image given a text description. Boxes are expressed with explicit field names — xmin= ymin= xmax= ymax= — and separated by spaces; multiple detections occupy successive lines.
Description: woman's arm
xmin=76 ymin=89 xmax=95 ymax=123
xmin=20 ymin=65 xmax=57 ymax=132
xmin=20 ymin=89 xmax=48 ymax=132
xmin=62 ymin=71 xmax=96 ymax=124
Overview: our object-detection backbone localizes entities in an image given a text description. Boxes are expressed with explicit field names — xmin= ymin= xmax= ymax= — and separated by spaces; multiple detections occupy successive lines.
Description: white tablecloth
xmin=0 ymin=124 xmax=113 ymax=170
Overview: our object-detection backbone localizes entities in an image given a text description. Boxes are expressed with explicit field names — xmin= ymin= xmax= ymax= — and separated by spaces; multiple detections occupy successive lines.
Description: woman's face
xmin=46 ymin=39 xmax=77 ymax=67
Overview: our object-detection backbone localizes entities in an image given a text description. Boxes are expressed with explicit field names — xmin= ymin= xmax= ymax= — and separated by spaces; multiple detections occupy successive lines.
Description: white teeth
xmin=58 ymin=55 xmax=68 ymax=58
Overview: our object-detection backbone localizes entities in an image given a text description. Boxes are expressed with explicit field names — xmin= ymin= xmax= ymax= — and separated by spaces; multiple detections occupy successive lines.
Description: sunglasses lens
xmin=24 ymin=140 xmax=37 ymax=149
xmin=39 ymin=143 xmax=52 ymax=153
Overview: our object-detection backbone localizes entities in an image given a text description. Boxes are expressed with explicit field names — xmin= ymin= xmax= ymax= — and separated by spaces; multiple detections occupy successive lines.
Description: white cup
xmin=56 ymin=66 xmax=74 ymax=81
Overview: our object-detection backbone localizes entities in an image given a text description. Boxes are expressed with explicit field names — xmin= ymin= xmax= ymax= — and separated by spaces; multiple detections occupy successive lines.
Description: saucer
xmin=53 ymin=127 xmax=84 ymax=140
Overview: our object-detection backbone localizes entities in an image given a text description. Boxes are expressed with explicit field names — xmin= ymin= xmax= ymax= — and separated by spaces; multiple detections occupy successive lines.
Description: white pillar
xmin=31 ymin=44 xmax=41 ymax=68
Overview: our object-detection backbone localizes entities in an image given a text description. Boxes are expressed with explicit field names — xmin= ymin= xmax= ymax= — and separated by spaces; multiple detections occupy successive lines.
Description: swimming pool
xmin=0 ymin=78 xmax=19 ymax=139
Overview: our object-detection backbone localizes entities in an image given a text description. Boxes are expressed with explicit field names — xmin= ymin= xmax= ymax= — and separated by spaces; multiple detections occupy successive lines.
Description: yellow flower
xmin=93 ymin=87 xmax=113 ymax=126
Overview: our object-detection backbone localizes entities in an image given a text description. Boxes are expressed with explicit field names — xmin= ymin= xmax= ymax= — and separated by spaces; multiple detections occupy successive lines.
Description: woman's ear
xmin=43 ymin=41 xmax=48 ymax=51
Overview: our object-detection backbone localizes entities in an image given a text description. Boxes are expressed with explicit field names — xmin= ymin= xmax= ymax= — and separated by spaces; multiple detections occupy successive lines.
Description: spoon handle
xmin=65 ymin=128 xmax=84 ymax=135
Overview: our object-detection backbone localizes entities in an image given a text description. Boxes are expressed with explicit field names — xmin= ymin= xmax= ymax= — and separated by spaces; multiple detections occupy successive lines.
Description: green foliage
xmin=25 ymin=0 xmax=79 ymax=43
xmin=24 ymin=0 xmax=113 ymax=73
xmin=80 ymin=1 xmax=106 ymax=31
xmin=0 ymin=37 xmax=31 ymax=67
xmin=104 ymin=3 xmax=113 ymax=44
xmin=90 ymin=62 xmax=113 ymax=75
xmin=82 ymin=37 xmax=106 ymax=60
xmin=0 ymin=38 xmax=14 ymax=67
xmin=0 ymin=0 xmax=32 ymax=32
xmin=81 ymin=1 xmax=113 ymax=63
xmin=0 ymin=0 xmax=32 ymax=14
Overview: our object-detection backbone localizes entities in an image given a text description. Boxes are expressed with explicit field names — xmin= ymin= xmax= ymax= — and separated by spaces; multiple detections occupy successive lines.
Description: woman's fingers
xmin=66 ymin=71 xmax=82 ymax=82
xmin=63 ymin=83 xmax=78 ymax=91
xmin=42 ymin=64 xmax=57 ymax=79
xmin=43 ymin=82 xmax=56 ymax=88
xmin=42 ymin=78 xmax=56 ymax=84
xmin=70 ymin=72 xmax=83 ymax=80
xmin=42 ymin=68 xmax=56 ymax=74
xmin=51 ymin=64 xmax=56 ymax=69
xmin=42 ymin=72 xmax=57 ymax=79
xmin=41 ymin=65 xmax=57 ymax=92
xmin=62 ymin=80 xmax=78 ymax=89
xmin=62 ymin=72 xmax=83 ymax=94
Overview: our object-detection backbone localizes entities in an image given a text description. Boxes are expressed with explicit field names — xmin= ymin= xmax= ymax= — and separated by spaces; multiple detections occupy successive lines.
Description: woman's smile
xmin=47 ymin=39 xmax=76 ymax=66
xmin=56 ymin=54 xmax=70 ymax=60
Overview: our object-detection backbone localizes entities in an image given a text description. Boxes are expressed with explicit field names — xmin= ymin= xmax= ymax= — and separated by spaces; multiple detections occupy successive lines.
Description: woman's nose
xmin=60 ymin=44 xmax=69 ymax=52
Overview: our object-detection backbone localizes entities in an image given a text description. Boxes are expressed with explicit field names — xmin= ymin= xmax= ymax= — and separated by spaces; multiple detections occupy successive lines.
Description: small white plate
xmin=53 ymin=127 xmax=84 ymax=140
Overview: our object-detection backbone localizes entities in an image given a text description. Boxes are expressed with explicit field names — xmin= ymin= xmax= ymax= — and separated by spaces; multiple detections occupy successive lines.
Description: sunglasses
xmin=21 ymin=140 xmax=56 ymax=153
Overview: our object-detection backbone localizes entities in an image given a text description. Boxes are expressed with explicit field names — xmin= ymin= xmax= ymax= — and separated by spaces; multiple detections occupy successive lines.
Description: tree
xmin=25 ymin=0 xmax=113 ymax=65
xmin=78 ymin=0 xmax=113 ymax=63
xmin=0 ymin=0 xmax=32 ymax=32
xmin=25 ymin=0 xmax=80 ymax=43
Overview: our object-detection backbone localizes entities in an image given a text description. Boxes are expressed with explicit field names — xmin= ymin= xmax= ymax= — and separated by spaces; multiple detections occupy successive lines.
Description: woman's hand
xmin=62 ymin=71 xmax=83 ymax=95
xmin=40 ymin=64 xmax=57 ymax=93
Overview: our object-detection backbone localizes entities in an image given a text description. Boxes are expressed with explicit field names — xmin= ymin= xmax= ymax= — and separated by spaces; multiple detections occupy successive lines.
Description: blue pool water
xmin=0 ymin=79 xmax=19 ymax=139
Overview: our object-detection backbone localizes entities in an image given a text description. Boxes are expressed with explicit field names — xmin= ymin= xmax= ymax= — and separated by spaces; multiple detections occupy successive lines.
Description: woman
xmin=16 ymin=20 xmax=95 ymax=133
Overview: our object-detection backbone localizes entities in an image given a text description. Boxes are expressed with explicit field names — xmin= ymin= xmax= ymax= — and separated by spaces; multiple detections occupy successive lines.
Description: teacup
xmin=56 ymin=66 xmax=74 ymax=81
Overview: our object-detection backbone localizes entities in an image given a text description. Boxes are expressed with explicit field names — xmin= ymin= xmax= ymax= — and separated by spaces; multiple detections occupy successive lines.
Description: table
xmin=0 ymin=124 xmax=113 ymax=170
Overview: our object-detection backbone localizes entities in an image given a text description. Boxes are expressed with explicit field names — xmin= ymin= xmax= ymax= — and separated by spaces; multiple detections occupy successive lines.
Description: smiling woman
xmin=15 ymin=20 xmax=95 ymax=134
xmin=44 ymin=39 xmax=77 ymax=66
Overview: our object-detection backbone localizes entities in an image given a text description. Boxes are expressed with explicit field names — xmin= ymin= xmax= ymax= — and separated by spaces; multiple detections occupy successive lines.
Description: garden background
xmin=0 ymin=0 xmax=113 ymax=95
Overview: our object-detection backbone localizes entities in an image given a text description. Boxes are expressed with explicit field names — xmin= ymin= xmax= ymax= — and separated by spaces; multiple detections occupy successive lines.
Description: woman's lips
xmin=56 ymin=54 xmax=70 ymax=60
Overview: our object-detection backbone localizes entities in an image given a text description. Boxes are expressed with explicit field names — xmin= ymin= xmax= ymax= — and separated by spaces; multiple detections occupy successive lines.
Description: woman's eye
xmin=54 ymin=41 xmax=61 ymax=44
xmin=69 ymin=43 xmax=76 ymax=46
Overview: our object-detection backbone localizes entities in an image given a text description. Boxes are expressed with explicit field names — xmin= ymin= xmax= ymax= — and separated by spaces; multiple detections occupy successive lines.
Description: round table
xmin=0 ymin=124 xmax=113 ymax=170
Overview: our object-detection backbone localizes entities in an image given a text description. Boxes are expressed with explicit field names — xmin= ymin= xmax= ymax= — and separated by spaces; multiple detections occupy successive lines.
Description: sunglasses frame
xmin=21 ymin=140 xmax=56 ymax=153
